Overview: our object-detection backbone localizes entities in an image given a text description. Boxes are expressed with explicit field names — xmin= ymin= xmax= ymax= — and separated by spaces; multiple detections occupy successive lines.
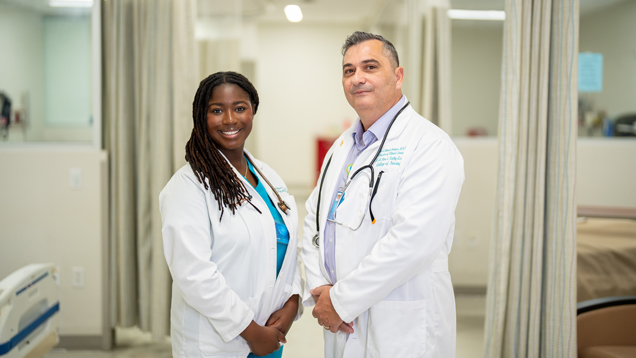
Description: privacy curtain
xmin=103 ymin=0 xmax=197 ymax=339
xmin=421 ymin=0 xmax=451 ymax=133
xmin=483 ymin=0 xmax=578 ymax=357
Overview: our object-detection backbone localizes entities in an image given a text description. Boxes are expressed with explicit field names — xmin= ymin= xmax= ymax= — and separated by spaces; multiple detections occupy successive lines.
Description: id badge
xmin=327 ymin=189 xmax=345 ymax=221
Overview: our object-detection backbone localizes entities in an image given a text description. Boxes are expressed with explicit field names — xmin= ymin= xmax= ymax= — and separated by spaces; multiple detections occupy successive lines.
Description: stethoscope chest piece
xmin=312 ymin=233 xmax=320 ymax=247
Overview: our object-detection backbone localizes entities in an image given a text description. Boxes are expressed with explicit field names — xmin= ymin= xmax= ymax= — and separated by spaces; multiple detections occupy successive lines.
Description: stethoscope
xmin=244 ymin=154 xmax=291 ymax=215
xmin=312 ymin=101 xmax=410 ymax=247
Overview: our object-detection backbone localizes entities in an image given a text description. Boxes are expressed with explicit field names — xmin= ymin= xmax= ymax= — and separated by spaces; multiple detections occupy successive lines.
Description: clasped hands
xmin=311 ymin=285 xmax=354 ymax=334
xmin=240 ymin=294 xmax=299 ymax=356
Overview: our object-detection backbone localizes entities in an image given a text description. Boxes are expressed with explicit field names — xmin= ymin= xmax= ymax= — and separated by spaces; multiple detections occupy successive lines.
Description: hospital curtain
xmin=402 ymin=0 xmax=451 ymax=132
xmin=483 ymin=0 xmax=578 ymax=357
xmin=103 ymin=0 xmax=197 ymax=339
xmin=421 ymin=1 xmax=451 ymax=134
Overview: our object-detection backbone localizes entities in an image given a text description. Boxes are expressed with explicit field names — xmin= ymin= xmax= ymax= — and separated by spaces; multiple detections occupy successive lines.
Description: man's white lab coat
xmin=302 ymin=103 xmax=464 ymax=358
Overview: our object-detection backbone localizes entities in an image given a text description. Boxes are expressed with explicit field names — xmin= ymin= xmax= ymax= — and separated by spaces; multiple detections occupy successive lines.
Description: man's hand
xmin=266 ymin=294 xmax=299 ymax=335
xmin=240 ymin=321 xmax=285 ymax=356
xmin=311 ymin=284 xmax=332 ymax=304
xmin=311 ymin=285 xmax=354 ymax=334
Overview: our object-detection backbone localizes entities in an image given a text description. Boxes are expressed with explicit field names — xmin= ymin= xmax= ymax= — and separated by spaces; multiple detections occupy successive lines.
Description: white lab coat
xmin=160 ymin=152 xmax=302 ymax=358
xmin=302 ymin=101 xmax=464 ymax=358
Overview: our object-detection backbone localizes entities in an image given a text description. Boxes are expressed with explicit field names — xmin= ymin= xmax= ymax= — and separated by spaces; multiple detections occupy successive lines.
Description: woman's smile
xmin=219 ymin=128 xmax=242 ymax=138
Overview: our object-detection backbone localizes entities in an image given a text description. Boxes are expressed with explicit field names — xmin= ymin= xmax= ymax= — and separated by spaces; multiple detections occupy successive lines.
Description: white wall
xmin=255 ymin=23 xmax=360 ymax=190
xmin=448 ymin=139 xmax=636 ymax=287
xmin=450 ymin=138 xmax=498 ymax=287
xmin=0 ymin=149 xmax=108 ymax=338
xmin=577 ymin=139 xmax=636 ymax=206
xmin=0 ymin=4 xmax=45 ymax=141
xmin=451 ymin=22 xmax=503 ymax=137
xmin=579 ymin=0 xmax=636 ymax=118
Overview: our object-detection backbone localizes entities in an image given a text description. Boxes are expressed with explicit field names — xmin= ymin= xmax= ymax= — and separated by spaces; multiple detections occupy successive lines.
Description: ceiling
xmin=0 ymin=0 xmax=91 ymax=15
xmin=1 ymin=0 xmax=628 ymax=23
xmin=197 ymin=0 xmax=629 ymax=24
xmin=198 ymin=0 xmax=391 ymax=23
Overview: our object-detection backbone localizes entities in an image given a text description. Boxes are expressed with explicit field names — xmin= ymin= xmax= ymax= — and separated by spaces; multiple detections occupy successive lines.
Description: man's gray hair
xmin=341 ymin=31 xmax=400 ymax=69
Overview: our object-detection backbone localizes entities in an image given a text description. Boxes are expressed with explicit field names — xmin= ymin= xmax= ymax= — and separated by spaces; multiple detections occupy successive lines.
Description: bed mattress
xmin=577 ymin=218 xmax=636 ymax=302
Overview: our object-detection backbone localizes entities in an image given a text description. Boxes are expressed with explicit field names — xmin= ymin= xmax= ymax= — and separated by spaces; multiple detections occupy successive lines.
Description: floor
xmin=44 ymin=295 xmax=485 ymax=358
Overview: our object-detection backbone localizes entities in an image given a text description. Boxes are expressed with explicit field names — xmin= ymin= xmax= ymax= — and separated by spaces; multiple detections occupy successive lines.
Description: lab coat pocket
xmin=281 ymin=194 xmax=298 ymax=235
xmin=335 ymin=178 xmax=369 ymax=230
xmin=369 ymin=170 xmax=401 ymax=221
xmin=367 ymin=300 xmax=426 ymax=358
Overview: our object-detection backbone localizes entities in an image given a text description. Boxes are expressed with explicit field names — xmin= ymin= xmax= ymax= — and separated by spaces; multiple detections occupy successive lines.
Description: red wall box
xmin=316 ymin=137 xmax=338 ymax=183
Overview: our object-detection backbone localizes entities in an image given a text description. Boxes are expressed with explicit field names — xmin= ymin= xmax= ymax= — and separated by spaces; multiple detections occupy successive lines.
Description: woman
xmin=160 ymin=72 xmax=302 ymax=358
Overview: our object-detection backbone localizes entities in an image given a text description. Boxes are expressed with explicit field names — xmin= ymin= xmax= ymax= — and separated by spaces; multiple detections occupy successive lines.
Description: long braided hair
xmin=185 ymin=71 xmax=260 ymax=219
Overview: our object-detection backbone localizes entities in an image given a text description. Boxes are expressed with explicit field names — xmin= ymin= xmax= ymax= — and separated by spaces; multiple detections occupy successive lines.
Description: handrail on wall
xmin=577 ymin=205 xmax=636 ymax=220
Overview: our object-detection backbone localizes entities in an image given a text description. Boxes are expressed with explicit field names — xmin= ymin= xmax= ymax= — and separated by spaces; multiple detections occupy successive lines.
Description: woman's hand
xmin=240 ymin=321 xmax=285 ymax=356
xmin=265 ymin=294 xmax=300 ymax=335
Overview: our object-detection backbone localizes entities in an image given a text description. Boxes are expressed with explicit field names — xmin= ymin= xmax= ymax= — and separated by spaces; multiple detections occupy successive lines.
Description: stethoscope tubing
xmin=312 ymin=101 xmax=410 ymax=247
xmin=245 ymin=154 xmax=291 ymax=215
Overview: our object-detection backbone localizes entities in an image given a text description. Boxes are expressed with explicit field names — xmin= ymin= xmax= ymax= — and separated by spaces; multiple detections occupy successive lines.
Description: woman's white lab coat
xmin=302 ymin=102 xmax=464 ymax=358
xmin=160 ymin=152 xmax=302 ymax=358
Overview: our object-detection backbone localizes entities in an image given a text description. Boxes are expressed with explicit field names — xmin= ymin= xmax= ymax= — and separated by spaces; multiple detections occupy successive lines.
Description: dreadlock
xmin=185 ymin=71 xmax=260 ymax=220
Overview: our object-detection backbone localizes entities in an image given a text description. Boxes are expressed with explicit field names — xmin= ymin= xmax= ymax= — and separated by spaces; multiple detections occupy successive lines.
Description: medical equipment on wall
xmin=0 ymin=264 xmax=60 ymax=358
xmin=312 ymin=102 xmax=410 ymax=247
xmin=0 ymin=93 xmax=11 ymax=140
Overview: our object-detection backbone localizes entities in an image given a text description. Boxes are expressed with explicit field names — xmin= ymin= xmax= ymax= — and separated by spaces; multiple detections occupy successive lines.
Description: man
xmin=302 ymin=31 xmax=464 ymax=358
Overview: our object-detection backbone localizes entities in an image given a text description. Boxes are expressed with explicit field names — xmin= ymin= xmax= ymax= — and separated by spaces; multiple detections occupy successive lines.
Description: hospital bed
xmin=577 ymin=206 xmax=636 ymax=302
xmin=0 ymin=264 xmax=60 ymax=358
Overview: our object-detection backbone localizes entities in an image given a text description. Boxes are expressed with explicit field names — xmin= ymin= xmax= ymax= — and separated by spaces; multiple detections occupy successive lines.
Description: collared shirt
xmin=323 ymin=95 xmax=406 ymax=283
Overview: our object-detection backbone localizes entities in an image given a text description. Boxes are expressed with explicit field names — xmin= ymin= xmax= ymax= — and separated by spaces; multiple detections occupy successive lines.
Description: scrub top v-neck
xmin=244 ymin=158 xmax=288 ymax=358
xmin=244 ymin=157 xmax=289 ymax=276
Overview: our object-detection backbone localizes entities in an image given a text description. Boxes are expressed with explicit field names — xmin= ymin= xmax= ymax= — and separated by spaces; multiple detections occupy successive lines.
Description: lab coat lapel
xmin=216 ymin=150 xmax=268 ymax=253
xmin=385 ymin=100 xmax=415 ymax=141
xmin=255 ymin=163 xmax=296 ymax=284
xmin=247 ymin=152 xmax=294 ymax=241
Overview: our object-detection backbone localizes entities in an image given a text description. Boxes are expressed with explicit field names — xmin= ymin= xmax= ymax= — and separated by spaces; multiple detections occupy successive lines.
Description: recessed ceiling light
xmin=49 ymin=0 xmax=93 ymax=8
xmin=284 ymin=5 xmax=303 ymax=23
xmin=447 ymin=9 xmax=505 ymax=21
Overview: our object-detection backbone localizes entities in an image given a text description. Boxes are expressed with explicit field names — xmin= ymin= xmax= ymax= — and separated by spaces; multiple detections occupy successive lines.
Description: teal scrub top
xmin=245 ymin=158 xmax=288 ymax=358
xmin=245 ymin=158 xmax=289 ymax=276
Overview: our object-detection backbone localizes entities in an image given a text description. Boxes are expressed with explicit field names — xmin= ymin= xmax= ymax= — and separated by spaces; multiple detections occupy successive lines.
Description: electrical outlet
xmin=70 ymin=168 xmax=82 ymax=189
xmin=72 ymin=267 xmax=85 ymax=288
xmin=53 ymin=266 xmax=61 ymax=285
